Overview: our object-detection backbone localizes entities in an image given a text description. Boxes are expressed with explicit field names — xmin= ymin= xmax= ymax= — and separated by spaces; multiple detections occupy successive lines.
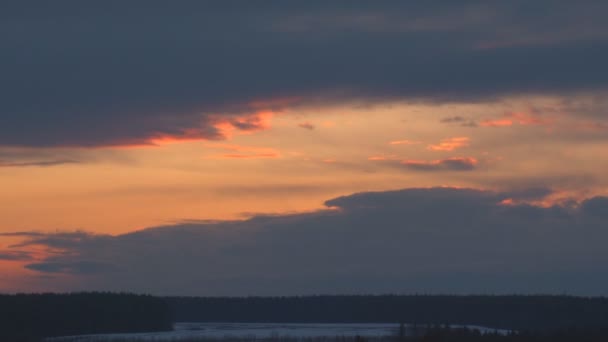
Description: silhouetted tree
xmin=0 ymin=292 xmax=172 ymax=342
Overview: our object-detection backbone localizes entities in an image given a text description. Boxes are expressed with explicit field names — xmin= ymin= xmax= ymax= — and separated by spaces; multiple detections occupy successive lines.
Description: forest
xmin=42 ymin=328 xmax=608 ymax=342
xmin=166 ymin=295 xmax=608 ymax=331
xmin=0 ymin=293 xmax=172 ymax=342
xmin=4 ymin=294 xmax=608 ymax=341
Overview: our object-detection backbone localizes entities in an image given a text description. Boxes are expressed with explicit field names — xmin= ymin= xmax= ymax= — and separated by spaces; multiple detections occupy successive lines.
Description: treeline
xmin=0 ymin=292 xmax=173 ymax=342
xmin=43 ymin=328 xmax=608 ymax=342
xmin=417 ymin=326 xmax=608 ymax=342
xmin=165 ymin=295 xmax=608 ymax=331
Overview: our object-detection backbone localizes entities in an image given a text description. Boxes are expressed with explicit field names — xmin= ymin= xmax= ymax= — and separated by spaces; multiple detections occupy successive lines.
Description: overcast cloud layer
xmin=4 ymin=187 xmax=608 ymax=296
xmin=2 ymin=1 xmax=608 ymax=147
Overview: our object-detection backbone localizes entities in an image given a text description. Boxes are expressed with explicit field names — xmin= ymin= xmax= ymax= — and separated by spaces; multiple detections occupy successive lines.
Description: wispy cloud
xmin=204 ymin=143 xmax=281 ymax=160
xmin=298 ymin=122 xmax=315 ymax=130
xmin=0 ymin=159 xmax=79 ymax=168
xmin=212 ymin=111 xmax=274 ymax=140
xmin=480 ymin=112 xmax=555 ymax=128
xmin=220 ymin=153 xmax=281 ymax=159
xmin=427 ymin=137 xmax=470 ymax=151
xmin=389 ymin=140 xmax=422 ymax=146
xmin=0 ymin=251 xmax=33 ymax=261
xmin=401 ymin=157 xmax=478 ymax=171
xmin=439 ymin=116 xmax=478 ymax=127
xmin=480 ymin=119 xmax=513 ymax=127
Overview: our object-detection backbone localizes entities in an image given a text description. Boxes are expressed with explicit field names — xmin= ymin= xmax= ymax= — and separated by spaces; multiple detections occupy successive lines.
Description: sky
xmin=2 ymin=1 xmax=608 ymax=296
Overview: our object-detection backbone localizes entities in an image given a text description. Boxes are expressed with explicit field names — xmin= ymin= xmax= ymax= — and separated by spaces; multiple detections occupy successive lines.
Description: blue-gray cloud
xmin=1 ymin=1 xmax=608 ymax=147
xmin=0 ymin=159 xmax=78 ymax=168
xmin=5 ymin=187 xmax=608 ymax=296
xmin=24 ymin=261 xmax=115 ymax=274
xmin=0 ymin=250 xmax=33 ymax=261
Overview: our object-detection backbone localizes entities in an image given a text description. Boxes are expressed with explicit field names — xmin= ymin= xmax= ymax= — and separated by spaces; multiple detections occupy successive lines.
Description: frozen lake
xmin=46 ymin=322 xmax=508 ymax=341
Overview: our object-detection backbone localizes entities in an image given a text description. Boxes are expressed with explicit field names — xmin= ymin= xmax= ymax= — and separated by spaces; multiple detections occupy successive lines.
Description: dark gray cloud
xmin=5 ymin=187 xmax=608 ymax=295
xmin=401 ymin=157 xmax=478 ymax=171
xmin=1 ymin=1 xmax=608 ymax=147
xmin=24 ymin=261 xmax=115 ymax=274
xmin=0 ymin=250 xmax=33 ymax=261
xmin=581 ymin=197 xmax=608 ymax=218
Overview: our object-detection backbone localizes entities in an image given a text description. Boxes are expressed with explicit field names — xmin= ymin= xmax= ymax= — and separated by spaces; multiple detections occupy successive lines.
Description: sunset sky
xmin=2 ymin=1 xmax=608 ymax=295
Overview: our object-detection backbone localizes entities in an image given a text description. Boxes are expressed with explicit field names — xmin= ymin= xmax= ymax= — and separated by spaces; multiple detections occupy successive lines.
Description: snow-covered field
xmin=45 ymin=322 xmax=509 ymax=341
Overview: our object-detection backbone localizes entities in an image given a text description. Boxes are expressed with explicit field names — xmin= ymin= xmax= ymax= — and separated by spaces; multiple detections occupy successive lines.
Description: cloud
xmin=6 ymin=187 xmax=608 ymax=295
xmin=0 ymin=232 xmax=46 ymax=237
xmin=389 ymin=140 xmax=422 ymax=145
xmin=506 ymin=112 xmax=554 ymax=126
xmin=440 ymin=116 xmax=465 ymax=123
xmin=24 ymin=261 xmax=115 ymax=274
xmin=427 ymin=137 xmax=470 ymax=151
xmin=480 ymin=119 xmax=514 ymax=127
xmin=0 ymin=159 xmax=78 ymax=168
xmin=480 ymin=112 xmax=554 ymax=128
xmin=581 ymin=196 xmax=608 ymax=218
xmin=439 ymin=116 xmax=478 ymax=127
xmin=1 ymin=2 xmax=608 ymax=147
xmin=368 ymin=155 xmax=397 ymax=161
xmin=298 ymin=122 xmax=315 ymax=130
xmin=401 ymin=157 xmax=478 ymax=171
xmin=220 ymin=153 xmax=281 ymax=159
xmin=0 ymin=251 xmax=33 ymax=261
xmin=203 ymin=143 xmax=281 ymax=160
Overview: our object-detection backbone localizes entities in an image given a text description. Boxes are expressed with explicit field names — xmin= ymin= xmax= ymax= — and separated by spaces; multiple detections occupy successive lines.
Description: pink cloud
xmin=427 ymin=137 xmax=470 ymax=151
xmin=480 ymin=111 xmax=555 ymax=128
xmin=480 ymin=119 xmax=513 ymax=127
xmin=213 ymin=111 xmax=274 ymax=139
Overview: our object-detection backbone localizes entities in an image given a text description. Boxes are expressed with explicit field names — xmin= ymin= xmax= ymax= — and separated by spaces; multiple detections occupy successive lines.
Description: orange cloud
xmin=499 ymin=198 xmax=515 ymax=206
xmin=368 ymin=155 xmax=399 ymax=161
xmin=204 ymin=143 xmax=281 ymax=160
xmin=427 ymin=137 xmax=470 ymax=151
xmin=220 ymin=153 xmax=280 ymax=159
xmin=146 ymin=128 xmax=215 ymax=146
xmin=112 ymin=112 xmax=275 ymax=149
xmin=480 ymin=119 xmax=513 ymax=127
xmin=389 ymin=140 xmax=422 ymax=145
xmin=480 ymin=111 xmax=554 ymax=128
xmin=213 ymin=111 xmax=274 ymax=139
xmin=507 ymin=112 xmax=554 ymax=126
